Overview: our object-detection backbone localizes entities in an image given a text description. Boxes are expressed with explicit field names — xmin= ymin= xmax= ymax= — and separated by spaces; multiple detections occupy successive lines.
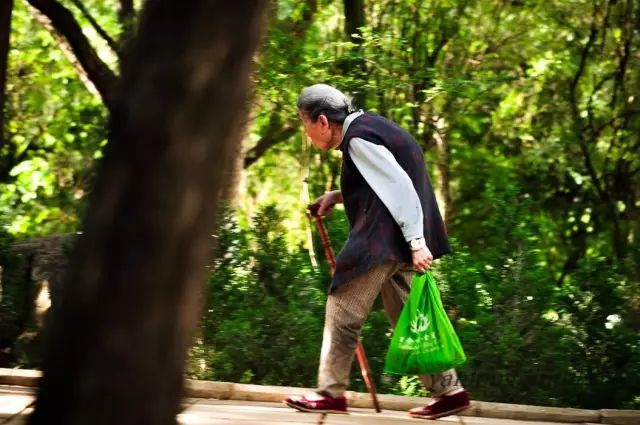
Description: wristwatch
xmin=409 ymin=237 xmax=426 ymax=251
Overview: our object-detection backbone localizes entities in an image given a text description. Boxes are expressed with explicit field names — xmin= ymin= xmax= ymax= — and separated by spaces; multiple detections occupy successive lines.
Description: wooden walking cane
xmin=307 ymin=205 xmax=382 ymax=413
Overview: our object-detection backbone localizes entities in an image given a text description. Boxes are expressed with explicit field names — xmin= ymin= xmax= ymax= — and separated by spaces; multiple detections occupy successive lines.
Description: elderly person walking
xmin=283 ymin=84 xmax=470 ymax=420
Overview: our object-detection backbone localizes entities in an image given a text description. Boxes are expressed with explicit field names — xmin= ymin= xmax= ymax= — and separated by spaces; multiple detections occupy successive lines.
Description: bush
xmin=187 ymin=206 xmax=328 ymax=386
xmin=556 ymin=252 xmax=640 ymax=409
xmin=436 ymin=182 xmax=640 ymax=408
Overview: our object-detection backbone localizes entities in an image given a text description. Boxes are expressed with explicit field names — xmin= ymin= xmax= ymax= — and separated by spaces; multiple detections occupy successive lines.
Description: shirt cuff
xmin=404 ymin=232 xmax=424 ymax=243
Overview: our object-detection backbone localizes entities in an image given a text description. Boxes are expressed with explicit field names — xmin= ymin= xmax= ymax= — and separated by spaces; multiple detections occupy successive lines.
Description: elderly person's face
xmin=299 ymin=111 xmax=334 ymax=151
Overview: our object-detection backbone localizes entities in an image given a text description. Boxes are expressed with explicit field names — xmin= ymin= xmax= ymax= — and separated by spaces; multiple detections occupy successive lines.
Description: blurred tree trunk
xmin=29 ymin=1 xmax=267 ymax=424
xmin=0 ymin=0 xmax=12 ymax=151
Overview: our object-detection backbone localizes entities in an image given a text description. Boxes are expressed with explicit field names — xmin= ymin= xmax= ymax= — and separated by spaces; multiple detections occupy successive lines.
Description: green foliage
xmin=186 ymin=206 xmax=328 ymax=386
xmin=1 ymin=1 xmax=107 ymax=236
xmin=557 ymin=253 xmax=640 ymax=409
xmin=438 ymin=180 xmax=638 ymax=409
xmin=438 ymin=179 xmax=573 ymax=406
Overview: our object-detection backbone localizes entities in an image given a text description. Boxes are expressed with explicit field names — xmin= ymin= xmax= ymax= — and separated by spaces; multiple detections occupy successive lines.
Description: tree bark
xmin=29 ymin=1 xmax=267 ymax=424
xmin=0 ymin=0 xmax=12 ymax=151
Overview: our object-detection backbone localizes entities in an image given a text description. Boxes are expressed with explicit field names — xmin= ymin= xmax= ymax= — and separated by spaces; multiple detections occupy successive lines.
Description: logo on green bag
xmin=410 ymin=310 xmax=430 ymax=334
xmin=398 ymin=310 xmax=437 ymax=351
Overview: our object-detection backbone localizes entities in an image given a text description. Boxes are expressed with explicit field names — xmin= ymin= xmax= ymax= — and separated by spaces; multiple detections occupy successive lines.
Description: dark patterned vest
xmin=332 ymin=112 xmax=451 ymax=291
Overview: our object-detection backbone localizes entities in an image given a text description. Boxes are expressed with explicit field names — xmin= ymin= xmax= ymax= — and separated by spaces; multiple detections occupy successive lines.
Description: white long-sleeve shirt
xmin=341 ymin=111 xmax=424 ymax=242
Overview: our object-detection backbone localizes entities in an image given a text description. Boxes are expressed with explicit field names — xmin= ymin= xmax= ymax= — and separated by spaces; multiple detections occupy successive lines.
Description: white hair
xmin=297 ymin=84 xmax=356 ymax=123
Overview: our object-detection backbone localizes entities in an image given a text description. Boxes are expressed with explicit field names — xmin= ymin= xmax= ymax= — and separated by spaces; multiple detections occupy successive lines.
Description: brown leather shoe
xmin=409 ymin=390 xmax=470 ymax=420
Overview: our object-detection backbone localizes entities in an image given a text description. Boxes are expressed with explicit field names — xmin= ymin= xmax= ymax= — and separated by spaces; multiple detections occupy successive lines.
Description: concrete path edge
xmin=1 ymin=368 xmax=637 ymax=425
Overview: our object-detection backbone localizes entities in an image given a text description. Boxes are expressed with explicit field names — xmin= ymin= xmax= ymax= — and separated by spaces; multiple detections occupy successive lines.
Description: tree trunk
xmin=0 ymin=0 xmax=12 ymax=151
xmin=343 ymin=0 xmax=366 ymax=108
xmin=433 ymin=129 xmax=453 ymax=233
xmin=29 ymin=1 xmax=267 ymax=424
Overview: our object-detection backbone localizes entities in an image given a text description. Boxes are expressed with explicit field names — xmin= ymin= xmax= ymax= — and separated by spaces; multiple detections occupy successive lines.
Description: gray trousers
xmin=318 ymin=261 xmax=463 ymax=398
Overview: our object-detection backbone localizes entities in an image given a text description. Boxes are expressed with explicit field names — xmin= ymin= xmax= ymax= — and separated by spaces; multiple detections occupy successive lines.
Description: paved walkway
xmin=0 ymin=385 xmax=597 ymax=425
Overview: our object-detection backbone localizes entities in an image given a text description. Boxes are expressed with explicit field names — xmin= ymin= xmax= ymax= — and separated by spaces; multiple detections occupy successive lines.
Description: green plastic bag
xmin=384 ymin=271 xmax=466 ymax=375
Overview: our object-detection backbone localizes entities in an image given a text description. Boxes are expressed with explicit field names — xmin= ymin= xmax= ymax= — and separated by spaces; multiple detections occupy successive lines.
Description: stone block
xmin=184 ymin=379 xmax=233 ymax=399
xmin=0 ymin=368 xmax=41 ymax=387
xmin=232 ymin=383 xmax=313 ymax=403
xmin=600 ymin=409 xmax=640 ymax=425
xmin=471 ymin=400 xmax=600 ymax=423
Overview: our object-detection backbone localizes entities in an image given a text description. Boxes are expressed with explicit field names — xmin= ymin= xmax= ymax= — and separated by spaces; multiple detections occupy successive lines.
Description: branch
xmin=598 ymin=0 xmax=615 ymax=54
xmin=556 ymin=228 xmax=588 ymax=287
xmin=68 ymin=0 xmax=119 ymax=54
xmin=569 ymin=7 xmax=598 ymax=111
xmin=578 ymin=137 xmax=608 ymax=202
xmin=26 ymin=0 xmax=118 ymax=109
xmin=586 ymin=71 xmax=616 ymax=136
xmin=428 ymin=32 xmax=450 ymax=66
xmin=28 ymin=5 xmax=102 ymax=101
xmin=483 ymin=31 xmax=528 ymax=55
xmin=611 ymin=37 xmax=631 ymax=108
xmin=244 ymin=125 xmax=296 ymax=168
xmin=568 ymin=4 xmax=607 ymax=202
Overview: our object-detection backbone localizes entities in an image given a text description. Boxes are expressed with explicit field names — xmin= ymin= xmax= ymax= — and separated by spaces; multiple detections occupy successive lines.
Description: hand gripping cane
xmin=307 ymin=205 xmax=382 ymax=413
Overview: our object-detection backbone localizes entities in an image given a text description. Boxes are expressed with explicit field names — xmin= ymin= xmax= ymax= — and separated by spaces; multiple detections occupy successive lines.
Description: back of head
xmin=297 ymin=84 xmax=356 ymax=124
